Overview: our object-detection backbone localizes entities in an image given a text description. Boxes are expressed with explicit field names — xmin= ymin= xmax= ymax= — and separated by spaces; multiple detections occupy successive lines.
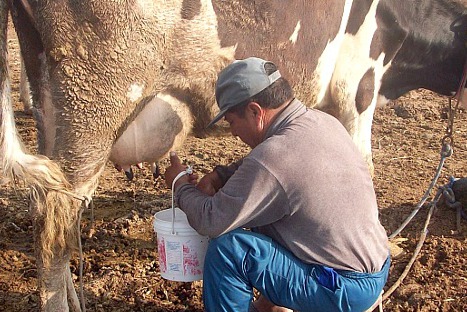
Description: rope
xmin=77 ymin=195 xmax=92 ymax=312
xmin=383 ymin=188 xmax=441 ymax=301
xmin=58 ymin=189 xmax=88 ymax=202
xmin=388 ymin=143 xmax=452 ymax=239
xmin=383 ymin=56 xmax=467 ymax=302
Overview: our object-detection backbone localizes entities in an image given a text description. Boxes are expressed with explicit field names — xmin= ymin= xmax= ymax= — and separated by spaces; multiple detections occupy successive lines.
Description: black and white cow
xmin=1 ymin=0 xmax=466 ymax=311
xmin=215 ymin=0 xmax=467 ymax=171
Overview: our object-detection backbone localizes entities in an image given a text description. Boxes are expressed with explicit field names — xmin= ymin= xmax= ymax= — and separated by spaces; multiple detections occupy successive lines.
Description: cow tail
xmin=0 ymin=4 xmax=78 ymax=266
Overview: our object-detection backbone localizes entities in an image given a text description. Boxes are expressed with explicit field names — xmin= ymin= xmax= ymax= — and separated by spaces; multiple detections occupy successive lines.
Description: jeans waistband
xmin=335 ymin=256 xmax=391 ymax=279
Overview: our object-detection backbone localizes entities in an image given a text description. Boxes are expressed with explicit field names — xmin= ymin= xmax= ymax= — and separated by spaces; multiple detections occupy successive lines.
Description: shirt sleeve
xmin=176 ymin=157 xmax=290 ymax=237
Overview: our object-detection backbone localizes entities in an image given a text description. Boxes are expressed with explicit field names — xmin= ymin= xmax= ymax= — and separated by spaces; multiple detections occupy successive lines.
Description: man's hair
xmin=229 ymin=62 xmax=294 ymax=116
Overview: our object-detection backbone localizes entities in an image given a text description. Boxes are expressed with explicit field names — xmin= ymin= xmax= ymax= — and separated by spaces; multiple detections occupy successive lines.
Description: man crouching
xmin=165 ymin=57 xmax=390 ymax=312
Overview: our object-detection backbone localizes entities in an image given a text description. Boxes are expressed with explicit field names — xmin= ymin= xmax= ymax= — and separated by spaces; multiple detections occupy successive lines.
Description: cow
xmin=1 ymin=0 xmax=466 ymax=311
xmin=18 ymin=63 xmax=167 ymax=180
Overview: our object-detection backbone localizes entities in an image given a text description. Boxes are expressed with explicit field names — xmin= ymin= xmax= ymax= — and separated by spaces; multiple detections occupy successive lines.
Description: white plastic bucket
xmin=153 ymin=207 xmax=209 ymax=282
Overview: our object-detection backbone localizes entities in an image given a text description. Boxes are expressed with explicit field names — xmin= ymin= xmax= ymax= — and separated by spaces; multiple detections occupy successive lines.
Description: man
xmin=164 ymin=57 xmax=390 ymax=312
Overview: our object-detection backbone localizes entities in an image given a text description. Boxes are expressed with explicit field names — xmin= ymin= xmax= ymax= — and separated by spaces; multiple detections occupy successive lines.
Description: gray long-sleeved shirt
xmin=176 ymin=99 xmax=388 ymax=273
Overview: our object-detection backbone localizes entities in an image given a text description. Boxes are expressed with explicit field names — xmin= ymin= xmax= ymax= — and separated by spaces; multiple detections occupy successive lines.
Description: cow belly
xmin=109 ymin=93 xmax=193 ymax=167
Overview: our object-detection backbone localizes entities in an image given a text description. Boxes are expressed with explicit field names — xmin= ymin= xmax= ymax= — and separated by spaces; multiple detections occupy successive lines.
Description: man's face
xmin=224 ymin=106 xmax=260 ymax=148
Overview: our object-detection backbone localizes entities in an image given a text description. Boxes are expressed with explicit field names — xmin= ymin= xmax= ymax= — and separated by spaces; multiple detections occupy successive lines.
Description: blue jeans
xmin=203 ymin=229 xmax=390 ymax=312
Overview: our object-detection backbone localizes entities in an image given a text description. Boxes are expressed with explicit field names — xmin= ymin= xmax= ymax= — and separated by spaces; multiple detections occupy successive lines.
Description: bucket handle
xmin=170 ymin=166 xmax=193 ymax=234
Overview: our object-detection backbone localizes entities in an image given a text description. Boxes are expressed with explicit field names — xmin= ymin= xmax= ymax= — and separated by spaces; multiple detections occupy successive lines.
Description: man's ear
xmin=247 ymin=102 xmax=263 ymax=118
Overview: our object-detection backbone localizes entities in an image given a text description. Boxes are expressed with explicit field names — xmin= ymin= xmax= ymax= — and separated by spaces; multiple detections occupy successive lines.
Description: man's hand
xmin=197 ymin=170 xmax=223 ymax=196
xmin=164 ymin=152 xmax=197 ymax=190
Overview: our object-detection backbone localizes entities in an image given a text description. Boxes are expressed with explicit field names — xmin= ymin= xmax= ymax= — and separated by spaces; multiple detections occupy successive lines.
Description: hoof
xmin=152 ymin=164 xmax=160 ymax=180
xmin=124 ymin=168 xmax=134 ymax=180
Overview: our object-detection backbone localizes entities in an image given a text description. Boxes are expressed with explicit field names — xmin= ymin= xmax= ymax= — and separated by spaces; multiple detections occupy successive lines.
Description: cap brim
xmin=207 ymin=107 xmax=229 ymax=128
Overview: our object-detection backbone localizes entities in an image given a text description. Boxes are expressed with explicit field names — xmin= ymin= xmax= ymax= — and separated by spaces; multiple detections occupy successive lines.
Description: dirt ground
xmin=1 ymin=21 xmax=466 ymax=312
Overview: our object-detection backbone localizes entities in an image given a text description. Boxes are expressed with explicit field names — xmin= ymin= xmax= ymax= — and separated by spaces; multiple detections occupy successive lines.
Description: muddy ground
xmin=1 ymin=20 xmax=466 ymax=312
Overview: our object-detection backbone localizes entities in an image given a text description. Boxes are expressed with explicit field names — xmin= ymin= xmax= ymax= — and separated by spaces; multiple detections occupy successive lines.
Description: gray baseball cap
xmin=207 ymin=57 xmax=281 ymax=127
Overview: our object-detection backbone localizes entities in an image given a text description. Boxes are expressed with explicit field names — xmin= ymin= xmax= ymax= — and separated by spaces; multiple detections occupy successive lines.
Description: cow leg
xmin=9 ymin=0 xmax=55 ymax=156
xmin=14 ymin=6 xmax=83 ymax=308
xmin=66 ymin=265 xmax=81 ymax=311
xmin=329 ymin=77 xmax=379 ymax=176
xmin=36 ymin=257 xmax=80 ymax=312
xmin=323 ymin=90 xmax=378 ymax=176
xmin=151 ymin=162 xmax=160 ymax=180
xmin=28 ymin=169 xmax=101 ymax=312
xmin=348 ymin=103 xmax=377 ymax=175
xmin=33 ymin=185 xmax=100 ymax=312
xmin=326 ymin=72 xmax=378 ymax=175
xmin=19 ymin=58 xmax=32 ymax=113
xmin=33 ymin=203 xmax=80 ymax=312
xmin=36 ymin=252 xmax=76 ymax=312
